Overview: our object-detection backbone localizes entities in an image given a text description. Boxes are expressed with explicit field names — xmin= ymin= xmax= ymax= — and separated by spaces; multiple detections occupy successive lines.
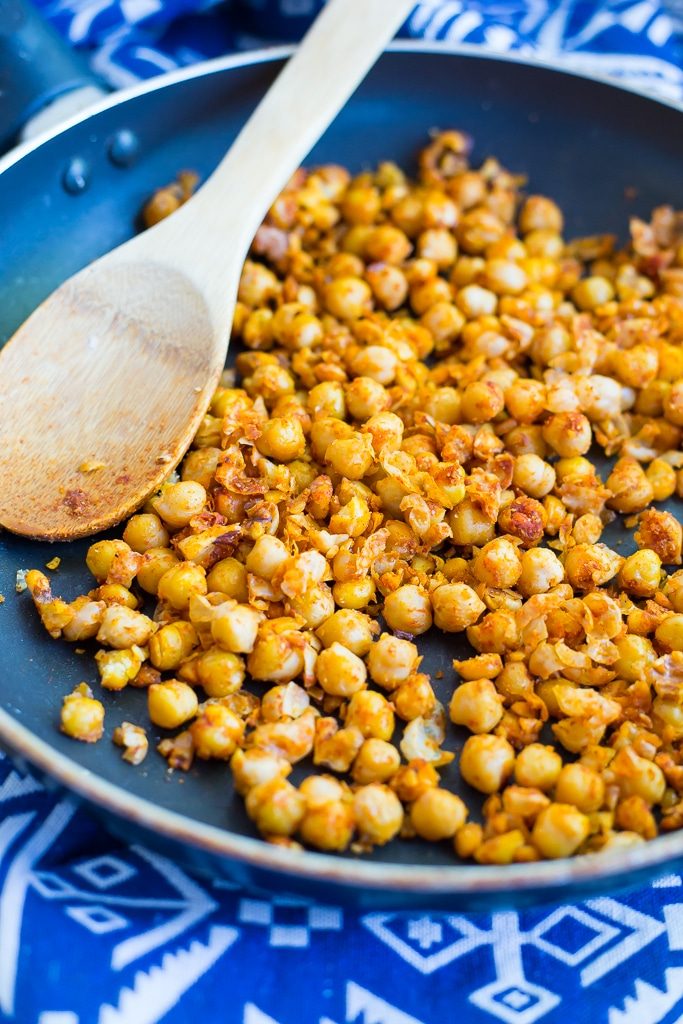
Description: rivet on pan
xmin=63 ymin=157 xmax=90 ymax=195
xmin=108 ymin=129 xmax=140 ymax=167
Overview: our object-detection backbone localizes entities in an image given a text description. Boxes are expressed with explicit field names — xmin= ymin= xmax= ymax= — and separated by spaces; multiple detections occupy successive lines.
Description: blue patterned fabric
xmin=31 ymin=0 xmax=683 ymax=98
xmin=6 ymin=2 xmax=683 ymax=1022
xmin=3 ymin=752 xmax=683 ymax=1024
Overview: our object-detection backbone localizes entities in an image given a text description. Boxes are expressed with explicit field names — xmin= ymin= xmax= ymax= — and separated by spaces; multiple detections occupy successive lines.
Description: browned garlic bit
xmin=24 ymin=132 xmax=683 ymax=863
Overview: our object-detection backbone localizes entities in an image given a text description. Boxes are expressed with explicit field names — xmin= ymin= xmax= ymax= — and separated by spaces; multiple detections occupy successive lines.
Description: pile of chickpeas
xmin=25 ymin=131 xmax=683 ymax=863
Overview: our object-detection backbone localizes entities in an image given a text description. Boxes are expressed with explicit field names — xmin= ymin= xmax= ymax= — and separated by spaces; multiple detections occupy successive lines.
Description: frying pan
xmin=1 ymin=12 xmax=683 ymax=909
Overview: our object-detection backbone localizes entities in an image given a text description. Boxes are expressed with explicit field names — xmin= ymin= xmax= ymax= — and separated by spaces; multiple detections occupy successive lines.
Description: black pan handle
xmin=0 ymin=0 xmax=103 ymax=148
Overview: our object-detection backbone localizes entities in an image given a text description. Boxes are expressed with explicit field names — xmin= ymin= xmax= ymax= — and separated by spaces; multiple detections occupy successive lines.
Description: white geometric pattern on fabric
xmin=98 ymin=926 xmax=239 ymax=1024
xmin=238 ymin=895 xmax=343 ymax=947
xmin=65 ymin=904 xmax=128 ymax=934
xmin=608 ymin=968 xmax=683 ymax=1024
xmin=73 ymin=856 xmax=137 ymax=890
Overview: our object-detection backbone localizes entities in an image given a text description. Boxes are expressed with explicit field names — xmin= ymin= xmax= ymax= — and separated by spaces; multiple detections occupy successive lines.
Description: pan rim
xmin=3 ymin=701 xmax=683 ymax=895
xmin=1 ymin=39 xmax=682 ymax=179
xmin=2 ymin=43 xmax=683 ymax=896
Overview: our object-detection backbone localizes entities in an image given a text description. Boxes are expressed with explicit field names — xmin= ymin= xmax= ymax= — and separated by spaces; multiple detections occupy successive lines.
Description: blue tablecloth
xmin=5 ymin=3 xmax=683 ymax=1023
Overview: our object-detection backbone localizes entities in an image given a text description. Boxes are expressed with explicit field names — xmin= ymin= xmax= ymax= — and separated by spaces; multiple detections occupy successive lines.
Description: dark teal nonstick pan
xmin=1 ymin=32 xmax=683 ymax=908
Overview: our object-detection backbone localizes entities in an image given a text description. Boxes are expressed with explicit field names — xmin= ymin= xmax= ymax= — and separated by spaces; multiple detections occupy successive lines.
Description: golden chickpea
xmin=646 ymin=458 xmax=677 ymax=502
xmin=457 ymin=207 xmax=506 ymax=252
xmin=417 ymin=228 xmax=457 ymax=268
xmin=518 ymin=547 xmax=565 ymax=596
xmin=246 ymin=777 xmax=306 ymax=837
xmin=96 ymin=606 xmax=154 ymax=649
xmin=86 ymin=539 xmax=131 ymax=582
xmin=352 ymin=740 xmax=401 ymax=784
xmin=92 ymin=583 xmax=138 ymax=610
xmin=230 ymin=748 xmax=291 ymax=796
xmin=157 ymin=562 xmax=207 ymax=611
xmin=95 ymin=647 xmax=143 ymax=691
xmin=247 ymin=363 xmax=295 ymax=404
xmin=316 ymin=643 xmax=367 ymax=697
xmin=606 ymin=457 xmax=654 ymax=514
xmin=572 ymin=513 xmax=603 ymax=545
xmin=613 ymin=634 xmax=655 ymax=683
xmin=246 ymin=535 xmax=289 ymax=581
xmin=420 ymin=301 xmax=466 ymax=347
xmin=61 ymin=687 xmax=104 ymax=743
xmin=308 ymin=381 xmax=346 ymax=419
xmin=366 ymin=264 xmax=409 ymax=311
xmin=410 ymin=788 xmax=468 ymax=841
xmin=286 ymin=583 xmax=335 ymax=629
xmin=512 ymin=453 xmax=556 ymax=498
xmin=504 ymin=424 xmax=545 ymax=458
xmin=349 ymin=345 xmax=398 ymax=385
xmin=137 ymin=547 xmax=180 ymax=595
xmin=62 ymin=598 xmax=105 ymax=643
xmin=474 ymin=830 xmax=527 ymax=865
xmin=555 ymin=763 xmax=605 ymax=813
xmin=123 ymin=514 xmax=169 ymax=553
xmin=524 ymin=229 xmax=562 ymax=258
xmin=390 ymin=761 xmax=438 ymax=804
xmin=211 ymin=603 xmax=262 ymax=654
xmin=393 ymin=673 xmax=436 ymax=721
xmin=206 ymin=558 xmax=249 ymax=601
xmin=460 ymin=734 xmax=515 ymax=793
xmin=332 ymin=578 xmax=376 ymax=610
xmin=484 ymin=259 xmax=528 ymax=296
xmin=324 ymin=276 xmax=372 ymax=319
xmin=256 ymin=417 xmax=306 ymax=462
xmin=148 ymin=680 xmax=198 ymax=729
xmin=611 ymin=748 xmax=665 ymax=803
xmin=519 ymin=195 xmax=563 ymax=234
xmin=410 ymin=276 xmax=452 ymax=315
xmin=449 ymin=679 xmax=504 ymax=734
xmin=181 ymin=448 xmax=222 ymax=491
xmin=195 ymin=647 xmax=245 ymax=697
xmin=636 ymin=508 xmax=683 ymax=567
xmin=345 ymin=690 xmax=395 ymax=740
xmin=363 ymin=224 xmax=412 ymax=264
xmin=152 ymin=481 xmax=207 ymax=529
xmin=149 ymin=621 xmax=198 ymax=671
xmin=294 ymin=778 xmax=346 ymax=815
xmin=190 ymin=704 xmax=244 ymax=760
xmin=467 ymin=610 xmax=519 ymax=655
xmin=367 ymin=633 xmax=420 ymax=690
xmin=664 ymin=379 xmax=683 ymax=426
xmin=655 ymin=614 xmax=683 ymax=652
xmin=575 ymin=374 xmax=624 ymax=421
xmin=619 ymin=549 xmax=662 ymax=598
xmin=383 ymin=585 xmax=433 ymax=635
xmin=431 ymin=582 xmax=486 ymax=632
xmin=473 ymin=537 xmax=522 ymax=589
xmin=460 ymin=380 xmax=505 ymax=424
xmin=454 ymin=821 xmax=484 ymax=859
xmin=299 ymin=800 xmax=355 ymax=851
xmin=325 ymin=434 xmax=375 ymax=479
xmin=353 ymin=784 xmax=404 ymax=845
xmin=345 ymin=376 xmax=390 ymax=421
xmin=532 ymin=803 xmax=590 ymax=859
xmin=504 ymin=379 xmax=546 ymax=423
xmin=316 ymin=609 xmax=375 ymax=656
xmin=564 ymin=543 xmax=623 ymax=591
xmin=572 ymin=275 xmax=615 ymax=310
xmin=342 ymin=184 xmax=381 ymax=224
xmin=542 ymin=412 xmax=592 ymax=457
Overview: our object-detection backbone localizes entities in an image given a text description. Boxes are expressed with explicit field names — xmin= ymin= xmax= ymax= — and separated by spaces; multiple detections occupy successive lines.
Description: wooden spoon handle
xmin=158 ymin=0 xmax=414 ymax=280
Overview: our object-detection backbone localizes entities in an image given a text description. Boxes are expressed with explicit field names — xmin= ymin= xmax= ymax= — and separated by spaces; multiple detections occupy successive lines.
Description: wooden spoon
xmin=0 ymin=0 xmax=413 ymax=541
